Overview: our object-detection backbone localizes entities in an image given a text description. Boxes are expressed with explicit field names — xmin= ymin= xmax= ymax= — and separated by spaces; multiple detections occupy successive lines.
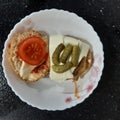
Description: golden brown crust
xmin=8 ymin=30 xmax=49 ymax=82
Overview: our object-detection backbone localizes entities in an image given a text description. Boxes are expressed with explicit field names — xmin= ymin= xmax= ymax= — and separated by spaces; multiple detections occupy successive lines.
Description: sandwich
xmin=8 ymin=30 xmax=49 ymax=82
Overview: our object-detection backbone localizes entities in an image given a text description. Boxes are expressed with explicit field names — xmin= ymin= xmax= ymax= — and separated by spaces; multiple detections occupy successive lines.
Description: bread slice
xmin=8 ymin=30 xmax=49 ymax=82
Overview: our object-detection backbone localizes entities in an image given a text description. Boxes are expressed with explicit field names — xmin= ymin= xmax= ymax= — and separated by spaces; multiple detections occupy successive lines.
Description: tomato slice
xmin=18 ymin=36 xmax=47 ymax=65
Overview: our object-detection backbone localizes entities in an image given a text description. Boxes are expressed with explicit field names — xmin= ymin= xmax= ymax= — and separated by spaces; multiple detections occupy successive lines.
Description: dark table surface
xmin=0 ymin=0 xmax=120 ymax=120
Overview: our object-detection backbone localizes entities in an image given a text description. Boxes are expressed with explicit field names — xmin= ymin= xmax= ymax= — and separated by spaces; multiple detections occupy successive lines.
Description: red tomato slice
xmin=18 ymin=36 xmax=47 ymax=65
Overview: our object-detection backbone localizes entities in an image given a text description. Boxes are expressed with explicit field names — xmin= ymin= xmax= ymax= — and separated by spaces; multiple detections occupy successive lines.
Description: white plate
xmin=2 ymin=9 xmax=104 ymax=110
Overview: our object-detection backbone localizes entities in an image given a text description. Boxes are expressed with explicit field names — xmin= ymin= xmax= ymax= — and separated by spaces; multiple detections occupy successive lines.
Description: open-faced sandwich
xmin=49 ymin=35 xmax=93 ymax=82
xmin=8 ymin=30 xmax=93 ymax=83
xmin=8 ymin=30 xmax=49 ymax=82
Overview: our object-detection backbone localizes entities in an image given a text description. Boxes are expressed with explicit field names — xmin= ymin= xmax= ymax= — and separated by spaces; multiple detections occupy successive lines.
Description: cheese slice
xmin=64 ymin=36 xmax=80 ymax=45
xmin=19 ymin=61 xmax=35 ymax=80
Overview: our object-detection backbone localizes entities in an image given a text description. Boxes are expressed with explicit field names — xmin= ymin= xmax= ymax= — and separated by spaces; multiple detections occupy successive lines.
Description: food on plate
xmin=49 ymin=35 xmax=74 ymax=82
xmin=71 ymin=45 xmax=80 ymax=66
xmin=8 ymin=30 xmax=93 ymax=84
xmin=52 ymin=62 xmax=73 ymax=73
xmin=51 ymin=43 xmax=80 ymax=73
xmin=73 ymin=49 xmax=93 ymax=81
xmin=7 ymin=30 xmax=93 ymax=98
xmin=52 ymin=43 xmax=65 ymax=65
xmin=60 ymin=44 xmax=73 ymax=63
xmin=49 ymin=35 xmax=93 ymax=82
xmin=73 ymin=49 xmax=93 ymax=98
xmin=18 ymin=36 xmax=47 ymax=65
xmin=8 ymin=30 xmax=49 ymax=82
xmin=49 ymin=35 xmax=93 ymax=98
